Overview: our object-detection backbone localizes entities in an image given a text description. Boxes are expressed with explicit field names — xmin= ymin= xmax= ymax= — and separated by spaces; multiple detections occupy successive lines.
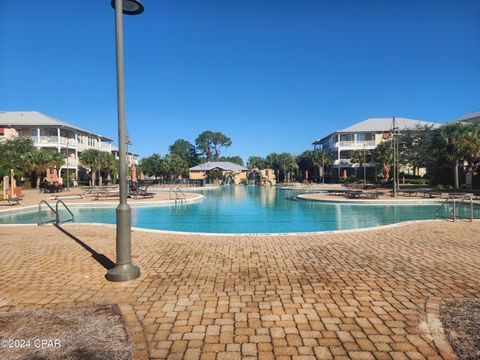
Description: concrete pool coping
xmin=0 ymin=193 xmax=205 ymax=215
xmin=1 ymin=219 xmax=478 ymax=237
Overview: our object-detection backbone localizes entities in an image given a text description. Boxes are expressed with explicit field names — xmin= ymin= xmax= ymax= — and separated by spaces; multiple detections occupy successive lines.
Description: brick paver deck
xmin=1 ymin=221 xmax=479 ymax=359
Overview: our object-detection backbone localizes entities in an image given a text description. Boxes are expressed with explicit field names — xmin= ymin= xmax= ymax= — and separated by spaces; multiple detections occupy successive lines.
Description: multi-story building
xmin=313 ymin=117 xmax=440 ymax=182
xmin=111 ymin=146 xmax=139 ymax=166
xmin=0 ymin=111 xmax=115 ymax=180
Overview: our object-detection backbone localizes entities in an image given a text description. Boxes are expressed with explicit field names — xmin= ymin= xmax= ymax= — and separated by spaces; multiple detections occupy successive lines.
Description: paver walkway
xmin=1 ymin=221 xmax=479 ymax=360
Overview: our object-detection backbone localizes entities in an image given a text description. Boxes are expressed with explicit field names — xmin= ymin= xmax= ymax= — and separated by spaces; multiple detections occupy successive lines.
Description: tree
xmin=161 ymin=154 xmax=189 ymax=180
xmin=24 ymin=148 xmax=64 ymax=188
xmin=139 ymin=153 xmax=163 ymax=179
xmin=195 ymin=131 xmax=232 ymax=161
xmin=195 ymin=131 xmax=215 ymax=161
xmin=247 ymin=156 xmax=267 ymax=170
xmin=219 ymin=156 xmax=244 ymax=166
xmin=435 ymin=123 xmax=471 ymax=189
xmin=98 ymin=152 xmax=117 ymax=185
xmin=0 ymin=137 xmax=37 ymax=178
xmin=296 ymin=150 xmax=332 ymax=182
xmin=266 ymin=153 xmax=281 ymax=180
xmin=80 ymin=149 xmax=103 ymax=186
xmin=169 ymin=139 xmax=199 ymax=167
xmin=350 ymin=149 xmax=372 ymax=179
xmin=277 ymin=152 xmax=297 ymax=183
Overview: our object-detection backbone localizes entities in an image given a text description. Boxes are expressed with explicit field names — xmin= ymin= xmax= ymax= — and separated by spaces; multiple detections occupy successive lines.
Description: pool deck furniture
xmin=345 ymin=190 xmax=385 ymax=199
xmin=129 ymin=184 xmax=155 ymax=199
xmin=92 ymin=190 xmax=120 ymax=200
xmin=51 ymin=193 xmax=85 ymax=200
xmin=0 ymin=197 xmax=21 ymax=206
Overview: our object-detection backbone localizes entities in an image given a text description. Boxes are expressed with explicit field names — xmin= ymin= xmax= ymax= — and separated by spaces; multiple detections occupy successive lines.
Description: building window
xmin=356 ymin=133 xmax=365 ymax=142
xmin=31 ymin=129 xmax=39 ymax=137
xmin=48 ymin=129 xmax=57 ymax=137
xmin=88 ymin=137 xmax=96 ymax=147
xmin=340 ymin=150 xmax=353 ymax=159
xmin=340 ymin=134 xmax=352 ymax=142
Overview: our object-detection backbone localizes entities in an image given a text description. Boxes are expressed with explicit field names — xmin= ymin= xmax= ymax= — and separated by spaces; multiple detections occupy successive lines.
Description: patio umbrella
xmin=383 ymin=163 xmax=390 ymax=181
xmin=140 ymin=172 xmax=145 ymax=181
xmin=10 ymin=169 xmax=16 ymax=197
xmin=52 ymin=168 xmax=59 ymax=183
xmin=342 ymin=169 xmax=347 ymax=179
xmin=46 ymin=168 xmax=51 ymax=182
xmin=131 ymin=165 xmax=137 ymax=183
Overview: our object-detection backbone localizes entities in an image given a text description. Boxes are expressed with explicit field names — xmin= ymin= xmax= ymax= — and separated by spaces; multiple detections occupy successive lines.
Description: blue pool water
xmin=0 ymin=186 xmax=478 ymax=233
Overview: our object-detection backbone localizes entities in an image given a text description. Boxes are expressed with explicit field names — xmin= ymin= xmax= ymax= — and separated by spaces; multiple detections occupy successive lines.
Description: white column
xmin=57 ymin=128 xmax=61 ymax=152
xmin=37 ymin=128 xmax=40 ymax=143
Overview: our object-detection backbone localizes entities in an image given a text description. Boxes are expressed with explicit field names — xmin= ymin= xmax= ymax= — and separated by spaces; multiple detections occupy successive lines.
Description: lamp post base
xmin=106 ymin=263 xmax=140 ymax=282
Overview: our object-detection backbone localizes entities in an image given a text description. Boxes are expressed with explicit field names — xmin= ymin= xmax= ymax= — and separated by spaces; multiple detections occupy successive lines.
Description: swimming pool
xmin=0 ymin=186 xmax=478 ymax=233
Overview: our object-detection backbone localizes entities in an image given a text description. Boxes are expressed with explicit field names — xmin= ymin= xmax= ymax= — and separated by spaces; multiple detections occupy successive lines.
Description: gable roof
xmin=0 ymin=111 xmax=113 ymax=141
xmin=190 ymin=161 xmax=248 ymax=172
xmin=313 ymin=117 xmax=441 ymax=144
xmin=452 ymin=109 xmax=480 ymax=124
xmin=337 ymin=117 xmax=440 ymax=133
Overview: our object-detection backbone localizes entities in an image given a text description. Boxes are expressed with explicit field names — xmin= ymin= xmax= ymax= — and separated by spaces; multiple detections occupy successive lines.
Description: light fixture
xmin=111 ymin=0 xmax=144 ymax=15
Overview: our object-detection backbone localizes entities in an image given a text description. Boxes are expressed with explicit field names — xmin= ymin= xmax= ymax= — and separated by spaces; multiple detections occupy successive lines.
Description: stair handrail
xmin=55 ymin=199 xmax=75 ymax=224
xmin=435 ymin=193 xmax=475 ymax=222
xmin=38 ymin=200 xmax=57 ymax=226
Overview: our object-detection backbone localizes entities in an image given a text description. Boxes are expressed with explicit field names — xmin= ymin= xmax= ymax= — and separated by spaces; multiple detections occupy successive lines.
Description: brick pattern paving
xmin=1 ymin=222 xmax=479 ymax=359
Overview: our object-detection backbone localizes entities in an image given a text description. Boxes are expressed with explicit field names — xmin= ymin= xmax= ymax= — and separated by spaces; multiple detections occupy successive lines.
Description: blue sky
xmin=1 ymin=0 xmax=479 ymax=161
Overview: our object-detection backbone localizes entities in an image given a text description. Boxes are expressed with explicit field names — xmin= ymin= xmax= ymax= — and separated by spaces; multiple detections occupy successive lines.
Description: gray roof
xmin=314 ymin=117 xmax=441 ymax=143
xmin=452 ymin=109 xmax=480 ymax=124
xmin=0 ymin=111 xmax=113 ymax=141
xmin=190 ymin=161 xmax=248 ymax=172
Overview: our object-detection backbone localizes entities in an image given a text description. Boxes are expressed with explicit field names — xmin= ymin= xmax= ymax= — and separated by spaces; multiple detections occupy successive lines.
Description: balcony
xmin=32 ymin=136 xmax=77 ymax=147
xmin=336 ymin=140 xmax=376 ymax=148
xmin=63 ymin=158 xmax=79 ymax=168
xmin=99 ymin=143 xmax=111 ymax=152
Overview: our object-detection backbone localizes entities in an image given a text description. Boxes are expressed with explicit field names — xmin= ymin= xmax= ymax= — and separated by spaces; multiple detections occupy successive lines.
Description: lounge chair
xmin=0 ymin=197 xmax=21 ymax=206
xmin=129 ymin=183 xmax=154 ymax=199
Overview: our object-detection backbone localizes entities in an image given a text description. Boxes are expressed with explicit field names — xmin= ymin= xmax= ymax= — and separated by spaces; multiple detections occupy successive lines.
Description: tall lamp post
xmin=106 ymin=0 xmax=143 ymax=282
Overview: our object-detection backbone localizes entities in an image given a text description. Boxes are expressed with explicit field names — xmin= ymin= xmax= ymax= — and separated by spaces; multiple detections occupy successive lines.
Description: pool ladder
xmin=169 ymin=186 xmax=187 ymax=205
xmin=38 ymin=200 xmax=75 ymax=226
xmin=434 ymin=194 xmax=474 ymax=222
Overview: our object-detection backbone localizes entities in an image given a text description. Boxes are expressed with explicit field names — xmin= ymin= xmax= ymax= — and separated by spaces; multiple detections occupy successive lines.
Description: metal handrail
xmin=435 ymin=194 xmax=475 ymax=222
xmin=55 ymin=199 xmax=75 ymax=224
xmin=169 ymin=186 xmax=186 ymax=204
xmin=38 ymin=200 xmax=75 ymax=226
xmin=38 ymin=200 xmax=57 ymax=226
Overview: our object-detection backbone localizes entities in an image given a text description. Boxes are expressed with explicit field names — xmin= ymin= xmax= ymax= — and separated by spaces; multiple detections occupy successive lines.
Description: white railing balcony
xmin=63 ymin=159 xmax=79 ymax=168
xmin=99 ymin=143 xmax=111 ymax=152
xmin=32 ymin=136 xmax=77 ymax=147
xmin=335 ymin=140 xmax=376 ymax=148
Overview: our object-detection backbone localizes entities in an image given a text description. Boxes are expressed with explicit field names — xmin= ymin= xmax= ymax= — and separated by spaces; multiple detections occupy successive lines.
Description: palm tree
xmin=277 ymin=153 xmax=297 ymax=183
xmin=80 ymin=149 xmax=102 ymax=186
xmin=25 ymin=149 xmax=60 ymax=188
xmin=437 ymin=123 xmax=471 ymax=189
xmin=266 ymin=153 xmax=281 ymax=181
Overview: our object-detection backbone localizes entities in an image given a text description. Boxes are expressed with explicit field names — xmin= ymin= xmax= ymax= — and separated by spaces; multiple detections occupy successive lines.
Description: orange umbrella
xmin=383 ymin=163 xmax=390 ymax=181
xmin=46 ymin=168 xmax=51 ymax=182
xmin=342 ymin=169 xmax=347 ymax=179
xmin=131 ymin=165 xmax=137 ymax=182
xmin=52 ymin=168 xmax=59 ymax=182
xmin=140 ymin=172 xmax=145 ymax=181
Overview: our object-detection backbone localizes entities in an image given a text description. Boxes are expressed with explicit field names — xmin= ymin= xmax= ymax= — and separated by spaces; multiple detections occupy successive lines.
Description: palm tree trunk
xmin=91 ymin=170 xmax=96 ymax=187
xmin=454 ymin=160 xmax=459 ymax=189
